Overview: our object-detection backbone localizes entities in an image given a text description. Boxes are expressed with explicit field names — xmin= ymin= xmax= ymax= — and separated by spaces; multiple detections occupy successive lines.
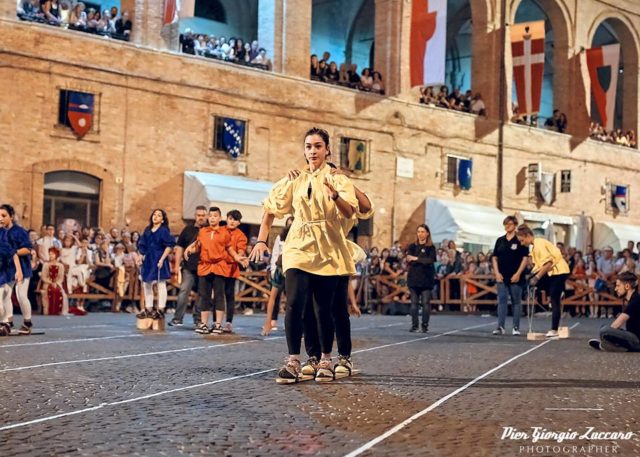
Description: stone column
xmin=374 ymin=0 xmax=405 ymax=96
xmin=258 ymin=0 xmax=284 ymax=73
xmin=1 ymin=0 xmax=15 ymax=19
xmin=281 ymin=0 xmax=311 ymax=78
xmin=120 ymin=0 xmax=177 ymax=51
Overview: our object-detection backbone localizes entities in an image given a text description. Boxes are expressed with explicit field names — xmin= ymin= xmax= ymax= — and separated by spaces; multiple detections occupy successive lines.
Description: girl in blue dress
xmin=136 ymin=209 xmax=175 ymax=320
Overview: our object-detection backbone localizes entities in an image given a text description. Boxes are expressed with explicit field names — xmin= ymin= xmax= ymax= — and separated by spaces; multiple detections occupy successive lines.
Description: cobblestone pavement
xmin=0 ymin=312 xmax=638 ymax=457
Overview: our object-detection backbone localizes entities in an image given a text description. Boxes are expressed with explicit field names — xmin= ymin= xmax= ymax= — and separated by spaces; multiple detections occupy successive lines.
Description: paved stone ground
xmin=0 ymin=312 xmax=639 ymax=457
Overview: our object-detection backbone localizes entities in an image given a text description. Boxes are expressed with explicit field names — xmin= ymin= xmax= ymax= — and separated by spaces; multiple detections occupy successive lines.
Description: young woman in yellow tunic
xmin=249 ymin=127 xmax=358 ymax=383
xmin=516 ymin=225 xmax=570 ymax=337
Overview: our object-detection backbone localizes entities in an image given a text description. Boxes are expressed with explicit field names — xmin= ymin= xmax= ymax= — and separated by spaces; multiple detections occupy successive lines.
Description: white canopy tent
xmin=183 ymin=171 xmax=286 ymax=227
xmin=593 ymin=221 xmax=640 ymax=252
xmin=425 ymin=198 xmax=506 ymax=250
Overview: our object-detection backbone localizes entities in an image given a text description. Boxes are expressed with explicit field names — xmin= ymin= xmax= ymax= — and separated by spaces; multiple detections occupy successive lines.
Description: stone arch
xmin=345 ymin=0 xmax=375 ymax=70
xmin=587 ymin=12 xmax=639 ymax=133
xmin=30 ymin=159 xmax=118 ymax=229
xmin=508 ymin=0 xmax=573 ymax=121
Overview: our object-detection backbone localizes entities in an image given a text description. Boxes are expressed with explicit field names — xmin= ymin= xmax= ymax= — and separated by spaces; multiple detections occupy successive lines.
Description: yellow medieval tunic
xmin=263 ymin=163 xmax=358 ymax=276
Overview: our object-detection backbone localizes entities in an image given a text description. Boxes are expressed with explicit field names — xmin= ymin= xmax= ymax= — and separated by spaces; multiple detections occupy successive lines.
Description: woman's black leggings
xmin=285 ymin=268 xmax=339 ymax=356
xmin=545 ymin=273 xmax=569 ymax=330
xmin=304 ymin=276 xmax=351 ymax=359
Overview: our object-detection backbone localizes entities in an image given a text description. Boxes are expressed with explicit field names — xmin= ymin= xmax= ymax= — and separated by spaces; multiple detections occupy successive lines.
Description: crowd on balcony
xmin=16 ymin=0 xmax=132 ymax=41
xmin=310 ymin=52 xmax=385 ymax=95
xmin=179 ymin=30 xmax=272 ymax=71
xmin=419 ymin=85 xmax=486 ymax=116
xmin=589 ymin=121 xmax=637 ymax=149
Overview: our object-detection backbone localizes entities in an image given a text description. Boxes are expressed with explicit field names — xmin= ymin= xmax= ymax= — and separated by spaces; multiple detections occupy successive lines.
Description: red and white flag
xmin=163 ymin=0 xmax=180 ymax=26
xmin=586 ymin=43 xmax=620 ymax=131
xmin=511 ymin=21 xmax=545 ymax=115
xmin=410 ymin=0 xmax=447 ymax=87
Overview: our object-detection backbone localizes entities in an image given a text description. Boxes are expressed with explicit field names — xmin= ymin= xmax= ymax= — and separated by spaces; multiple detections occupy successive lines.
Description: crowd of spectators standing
xmin=179 ymin=29 xmax=272 ymax=71
xmin=8 ymin=217 xmax=640 ymax=322
xmin=419 ymin=85 xmax=486 ymax=116
xmin=17 ymin=0 xmax=132 ymax=41
xmin=310 ymin=52 xmax=385 ymax=95
xmin=589 ymin=121 xmax=637 ymax=149
xmin=360 ymin=237 xmax=640 ymax=318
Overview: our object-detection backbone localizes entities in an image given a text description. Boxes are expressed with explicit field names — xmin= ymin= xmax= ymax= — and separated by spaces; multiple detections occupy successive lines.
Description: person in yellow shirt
xmin=249 ymin=127 xmax=358 ymax=383
xmin=516 ymin=225 xmax=570 ymax=338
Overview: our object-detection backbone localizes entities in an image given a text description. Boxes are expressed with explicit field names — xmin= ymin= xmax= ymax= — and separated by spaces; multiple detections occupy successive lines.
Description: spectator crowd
xmin=589 ymin=121 xmax=637 ymax=149
xmin=310 ymin=52 xmax=385 ymax=95
xmin=179 ymin=30 xmax=272 ymax=71
xmin=419 ymin=85 xmax=486 ymax=116
xmin=17 ymin=0 xmax=132 ymax=41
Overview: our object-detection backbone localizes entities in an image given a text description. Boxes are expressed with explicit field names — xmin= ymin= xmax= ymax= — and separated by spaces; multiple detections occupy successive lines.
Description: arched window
xmin=446 ymin=0 xmax=473 ymax=92
xmin=194 ymin=0 xmax=227 ymax=23
xmin=590 ymin=18 xmax=639 ymax=133
xmin=43 ymin=171 xmax=101 ymax=230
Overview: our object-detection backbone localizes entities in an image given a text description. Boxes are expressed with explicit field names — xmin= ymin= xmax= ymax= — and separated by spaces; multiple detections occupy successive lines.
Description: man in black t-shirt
xmin=589 ymin=272 xmax=640 ymax=352
xmin=491 ymin=215 xmax=529 ymax=336
xmin=169 ymin=205 xmax=208 ymax=326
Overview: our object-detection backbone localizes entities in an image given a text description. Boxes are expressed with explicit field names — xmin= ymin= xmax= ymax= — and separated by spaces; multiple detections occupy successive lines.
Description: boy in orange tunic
xmin=219 ymin=210 xmax=248 ymax=333
xmin=185 ymin=207 xmax=248 ymax=335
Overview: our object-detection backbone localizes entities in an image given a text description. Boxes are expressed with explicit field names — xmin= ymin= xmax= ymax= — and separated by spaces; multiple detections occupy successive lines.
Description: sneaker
xmin=421 ymin=325 xmax=429 ymax=333
xmin=210 ymin=323 xmax=223 ymax=334
xmin=512 ymin=328 xmax=521 ymax=336
xmin=136 ymin=309 xmax=152 ymax=319
xmin=194 ymin=322 xmax=210 ymax=334
xmin=276 ymin=358 xmax=301 ymax=383
xmin=492 ymin=326 xmax=505 ymax=335
xmin=315 ymin=358 xmax=334 ymax=382
xmin=0 ymin=323 xmax=9 ymax=337
xmin=243 ymin=308 xmax=254 ymax=316
xmin=334 ymin=355 xmax=353 ymax=377
xmin=222 ymin=322 xmax=233 ymax=333
xmin=151 ymin=310 xmax=164 ymax=320
xmin=438 ymin=305 xmax=444 ymax=311
xmin=545 ymin=330 xmax=559 ymax=338
xmin=301 ymin=356 xmax=319 ymax=377
xmin=588 ymin=339 xmax=602 ymax=350
xmin=409 ymin=327 xmax=419 ymax=333
xmin=8 ymin=320 xmax=14 ymax=329
xmin=18 ymin=320 xmax=33 ymax=335
xmin=168 ymin=318 xmax=183 ymax=327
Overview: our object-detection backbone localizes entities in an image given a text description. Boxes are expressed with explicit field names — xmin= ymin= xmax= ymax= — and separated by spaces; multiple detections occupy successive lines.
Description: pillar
xmin=374 ymin=0 xmax=405 ymax=96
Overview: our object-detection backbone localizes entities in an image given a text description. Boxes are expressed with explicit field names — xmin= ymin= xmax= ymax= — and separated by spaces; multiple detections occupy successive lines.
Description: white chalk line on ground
xmin=342 ymin=339 xmax=555 ymax=457
xmin=545 ymin=408 xmax=604 ymax=411
xmin=0 ymin=322 xmax=494 ymax=432
xmin=0 ymin=322 xmax=405 ymax=372
xmin=0 ymin=337 xmax=284 ymax=373
xmin=0 ymin=334 xmax=144 ymax=348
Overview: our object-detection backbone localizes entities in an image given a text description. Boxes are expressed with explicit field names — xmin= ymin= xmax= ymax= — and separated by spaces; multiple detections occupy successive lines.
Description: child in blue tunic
xmin=0 ymin=227 xmax=22 ymax=336
xmin=0 ymin=204 xmax=34 ymax=334
xmin=137 ymin=209 xmax=176 ymax=320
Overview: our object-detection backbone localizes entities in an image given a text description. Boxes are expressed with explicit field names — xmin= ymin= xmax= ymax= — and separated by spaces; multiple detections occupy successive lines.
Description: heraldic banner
xmin=410 ymin=0 xmax=447 ymax=87
xmin=511 ymin=21 xmax=545 ymax=115
xmin=587 ymin=43 xmax=620 ymax=132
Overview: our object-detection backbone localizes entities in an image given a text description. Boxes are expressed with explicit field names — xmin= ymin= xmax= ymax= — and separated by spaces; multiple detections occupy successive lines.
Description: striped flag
xmin=612 ymin=185 xmax=628 ymax=212
xmin=163 ymin=0 xmax=180 ymax=26
xmin=410 ymin=0 xmax=447 ymax=87
xmin=511 ymin=21 xmax=545 ymax=115
xmin=587 ymin=44 xmax=620 ymax=131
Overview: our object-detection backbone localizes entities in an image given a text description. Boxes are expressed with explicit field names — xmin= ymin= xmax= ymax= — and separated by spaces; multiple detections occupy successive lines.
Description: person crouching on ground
xmin=589 ymin=271 xmax=640 ymax=352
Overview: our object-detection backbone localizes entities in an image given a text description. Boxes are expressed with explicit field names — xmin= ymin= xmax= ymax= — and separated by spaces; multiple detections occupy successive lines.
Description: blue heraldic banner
xmin=458 ymin=158 xmax=473 ymax=190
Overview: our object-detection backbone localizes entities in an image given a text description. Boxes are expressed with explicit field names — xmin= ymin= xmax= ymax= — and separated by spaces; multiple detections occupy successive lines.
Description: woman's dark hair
xmin=416 ymin=224 xmax=433 ymax=246
xmin=0 ymin=204 xmax=15 ymax=218
xmin=503 ymin=215 xmax=518 ymax=226
xmin=146 ymin=208 xmax=169 ymax=231
xmin=303 ymin=127 xmax=330 ymax=149
xmin=516 ymin=224 xmax=534 ymax=237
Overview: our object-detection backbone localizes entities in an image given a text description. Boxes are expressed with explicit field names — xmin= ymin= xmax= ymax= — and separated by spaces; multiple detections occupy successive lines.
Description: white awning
xmin=518 ymin=210 xmax=574 ymax=226
xmin=593 ymin=221 xmax=640 ymax=252
xmin=425 ymin=198 xmax=506 ymax=248
xmin=183 ymin=171 xmax=285 ymax=226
